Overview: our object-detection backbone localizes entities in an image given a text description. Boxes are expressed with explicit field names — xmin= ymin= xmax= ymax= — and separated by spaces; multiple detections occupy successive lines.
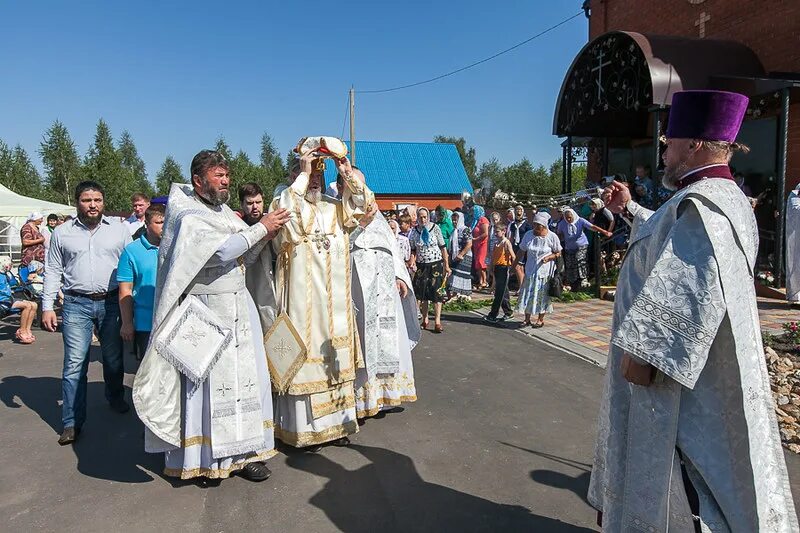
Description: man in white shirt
xmin=123 ymin=193 xmax=150 ymax=236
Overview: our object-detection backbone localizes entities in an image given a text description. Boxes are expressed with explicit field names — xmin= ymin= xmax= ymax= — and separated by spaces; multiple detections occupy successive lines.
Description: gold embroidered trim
xmin=181 ymin=435 xmax=211 ymax=448
xmin=263 ymin=419 xmax=274 ymax=430
xmin=331 ymin=336 xmax=350 ymax=349
xmin=286 ymin=368 xmax=355 ymax=395
xmin=325 ymin=234 xmax=335 ymax=344
xmin=163 ymin=449 xmax=277 ymax=480
xmin=305 ymin=244 xmax=313 ymax=350
xmin=310 ymin=386 xmax=356 ymax=419
xmin=356 ymin=395 xmax=417 ymax=419
xmin=274 ymin=420 xmax=359 ymax=448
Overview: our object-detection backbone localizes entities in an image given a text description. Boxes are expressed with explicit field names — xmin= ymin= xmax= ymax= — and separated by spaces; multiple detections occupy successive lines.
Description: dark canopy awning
xmin=553 ymin=31 xmax=766 ymax=138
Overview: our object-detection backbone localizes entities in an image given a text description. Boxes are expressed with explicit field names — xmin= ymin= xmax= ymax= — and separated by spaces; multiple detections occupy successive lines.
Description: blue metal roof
xmin=323 ymin=141 xmax=473 ymax=195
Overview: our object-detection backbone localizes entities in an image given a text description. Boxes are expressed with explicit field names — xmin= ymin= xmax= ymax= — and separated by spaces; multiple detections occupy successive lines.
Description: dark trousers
xmin=133 ymin=331 xmax=151 ymax=361
xmin=488 ymin=265 xmax=512 ymax=318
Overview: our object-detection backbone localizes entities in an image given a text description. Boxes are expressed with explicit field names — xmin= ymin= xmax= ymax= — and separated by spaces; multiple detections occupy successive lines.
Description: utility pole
xmin=349 ymin=86 xmax=356 ymax=166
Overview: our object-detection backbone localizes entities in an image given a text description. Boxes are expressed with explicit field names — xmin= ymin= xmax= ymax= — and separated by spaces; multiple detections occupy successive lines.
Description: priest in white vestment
xmin=269 ymin=151 xmax=374 ymax=448
xmin=133 ymin=150 xmax=290 ymax=482
xmin=786 ymin=183 xmax=800 ymax=304
xmin=332 ymin=170 xmax=421 ymax=418
xmin=591 ymin=91 xmax=798 ymax=531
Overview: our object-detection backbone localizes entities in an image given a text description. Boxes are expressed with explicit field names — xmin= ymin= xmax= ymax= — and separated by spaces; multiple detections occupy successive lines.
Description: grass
xmin=440 ymin=286 xmax=595 ymax=312
xmin=552 ymin=290 xmax=595 ymax=303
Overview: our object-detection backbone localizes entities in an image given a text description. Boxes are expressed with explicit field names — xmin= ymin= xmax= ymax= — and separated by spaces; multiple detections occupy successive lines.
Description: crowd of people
xmin=8 ymin=144 xmax=421 ymax=485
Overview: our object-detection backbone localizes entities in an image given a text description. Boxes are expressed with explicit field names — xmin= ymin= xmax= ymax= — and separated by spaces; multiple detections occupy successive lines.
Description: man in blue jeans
xmin=118 ymin=204 xmax=164 ymax=361
xmin=42 ymin=181 xmax=132 ymax=446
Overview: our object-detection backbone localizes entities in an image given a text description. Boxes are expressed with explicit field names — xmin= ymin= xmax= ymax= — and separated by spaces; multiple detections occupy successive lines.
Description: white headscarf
xmin=532 ymin=212 xmax=550 ymax=228
xmin=561 ymin=208 xmax=580 ymax=236
xmin=451 ymin=211 xmax=466 ymax=259
xmin=27 ymin=211 xmax=43 ymax=222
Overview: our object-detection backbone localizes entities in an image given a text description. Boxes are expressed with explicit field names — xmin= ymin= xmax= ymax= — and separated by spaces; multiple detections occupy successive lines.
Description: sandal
xmin=433 ymin=324 xmax=443 ymax=334
xmin=532 ymin=321 xmax=545 ymax=329
xmin=421 ymin=320 xmax=429 ymax=330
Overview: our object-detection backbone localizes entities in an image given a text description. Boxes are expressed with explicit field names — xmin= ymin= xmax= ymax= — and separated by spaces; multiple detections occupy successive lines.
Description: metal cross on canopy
xmin=592 ymin=49 xmax=612 ymax=101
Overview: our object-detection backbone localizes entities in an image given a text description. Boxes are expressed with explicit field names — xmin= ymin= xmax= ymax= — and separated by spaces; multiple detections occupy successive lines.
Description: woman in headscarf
xmin=409 ymin=207 xmax=450 ymax=333
xmin=447 ymin=211 xmax=473 ymax=299
xmin=556 ymin=208 xmax=612 ymax=290
xmin=468 ymin=205 xmax=490 ymax=290
xmin=435 ymin=205 xmax=454 ymax=250
xmin=515 ymin=213 xmax=561 ymax=328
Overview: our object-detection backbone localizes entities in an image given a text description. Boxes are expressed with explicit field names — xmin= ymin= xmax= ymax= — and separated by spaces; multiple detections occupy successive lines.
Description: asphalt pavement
xmin=0 ymin=312 xmax=797 ymax=532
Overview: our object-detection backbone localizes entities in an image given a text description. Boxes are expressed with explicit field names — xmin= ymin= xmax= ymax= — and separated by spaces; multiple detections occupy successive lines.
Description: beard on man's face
xmin=78 ymin=211 xmax=103 ymax=226
xmin=305 ymin=189 xmax=322 ymax=204
xmin=198 ymin=179 xmax=230 ymax=206
xmin=661 ymin=158 xmax=691 ymax=191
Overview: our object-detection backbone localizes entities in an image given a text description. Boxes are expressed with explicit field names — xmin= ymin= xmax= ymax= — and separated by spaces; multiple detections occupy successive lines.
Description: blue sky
xmin=0 ymin=1 xmax=589 ymax=180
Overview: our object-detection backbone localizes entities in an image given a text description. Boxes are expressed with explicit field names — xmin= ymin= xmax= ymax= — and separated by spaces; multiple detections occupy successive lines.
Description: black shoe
xmin=503 ymin=313 xmax=514 ymax=320
xmin=305 ymin=444 xmax=324 ymax=453
xmin=484 ymin=315 xmax=499 ymax=323
xmin=237 ymin=461 xmax=271 ymax=482
xmin=58 ymin=427 xmax=80 ymax=446
xmin=109 ymin=398 xmax=130 ymax=414
xmin=330 ymin=436 xmax=351 ymax=447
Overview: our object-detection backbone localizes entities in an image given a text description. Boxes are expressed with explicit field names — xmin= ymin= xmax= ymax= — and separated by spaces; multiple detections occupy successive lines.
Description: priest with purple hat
xmin=590 ymin=90 xmax=798 ymax=531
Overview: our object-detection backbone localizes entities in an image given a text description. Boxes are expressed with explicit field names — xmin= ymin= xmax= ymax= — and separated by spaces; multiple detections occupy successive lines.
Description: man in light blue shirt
xmin=118 ymin=204 xmax=164 ymax=362
xmin=42 ymin=181 xmax=132 ymax=446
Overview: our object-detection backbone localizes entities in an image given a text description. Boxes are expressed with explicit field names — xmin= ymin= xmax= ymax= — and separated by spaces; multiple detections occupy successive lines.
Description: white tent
xmin=0 ymin=183 xmax=75 ymax=261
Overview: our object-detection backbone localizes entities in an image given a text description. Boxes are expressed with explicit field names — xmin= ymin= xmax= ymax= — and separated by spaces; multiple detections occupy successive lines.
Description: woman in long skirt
xmin=516 ymin=213 xmax=562 ymax=328
xmin=409 ymin=207 xmax=451 ymax=333
xmin=447 ymin=211 xmax=473 ymax=299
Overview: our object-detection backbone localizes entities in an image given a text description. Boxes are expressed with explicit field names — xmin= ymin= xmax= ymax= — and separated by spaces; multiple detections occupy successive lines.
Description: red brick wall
xmin=589 ymin=0 xmax=800 ymax=188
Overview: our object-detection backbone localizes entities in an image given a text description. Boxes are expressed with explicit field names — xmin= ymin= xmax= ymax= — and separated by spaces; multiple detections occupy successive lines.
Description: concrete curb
xmin=469 ymin=308 xmax=608 ymax=369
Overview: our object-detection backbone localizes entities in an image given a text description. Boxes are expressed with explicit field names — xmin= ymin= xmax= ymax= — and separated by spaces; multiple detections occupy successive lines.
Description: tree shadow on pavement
xmin=500 ymin=442 xmax=592 ymax=505
xmin=0 ymin=373 xmax=159 ymax=484
xmin=285 ymin=443 xmax=594 ymax=532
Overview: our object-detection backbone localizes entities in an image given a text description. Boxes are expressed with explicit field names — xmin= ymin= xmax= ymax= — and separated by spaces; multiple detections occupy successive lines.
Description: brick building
xmin=553 ymin=0 xmax=800 ymax=281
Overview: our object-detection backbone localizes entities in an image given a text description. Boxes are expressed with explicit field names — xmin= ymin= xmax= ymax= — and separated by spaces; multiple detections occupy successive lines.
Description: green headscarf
xmin=435 ymin=205 xmax=454 ymax=250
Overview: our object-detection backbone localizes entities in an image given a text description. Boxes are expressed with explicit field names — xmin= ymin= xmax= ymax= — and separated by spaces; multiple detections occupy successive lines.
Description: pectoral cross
xmin=695 ymin=11 xmax=710 ymax=38
xmin=243 ymin=378 xmax=256 ymax=393
xmin=216 ymin=382 xmax=232 ymax=397
xmin=311 ymin=230 xmax=331 ymax=252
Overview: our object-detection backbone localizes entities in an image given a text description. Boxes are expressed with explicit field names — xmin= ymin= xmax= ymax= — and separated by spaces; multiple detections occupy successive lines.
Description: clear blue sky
xmin=0 ymin=1 xmax=589 ymax=180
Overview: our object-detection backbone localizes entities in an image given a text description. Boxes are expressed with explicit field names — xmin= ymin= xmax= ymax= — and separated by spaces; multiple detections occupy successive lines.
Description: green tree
xmin=214 ymin=137 xmax=233 ymax=161
xmin=155 ymin=156 xmax=186 ymax=195
xmin=39 ymin=120 xmax=82 ymax=205
xmin=259 ymin=133 xmax=286 ymax=197
xmin=118 ymin=130 xmax=153 ymax=196
xmin=228 ymin=150 xmax=266 ymax=209
xmin=434 ymin=135 xmax=478 ymax=188
xmin=476 ymin=158 xmax=504 ymax=195
xmin=83 ymin=119 xmax=128 ymax=210
xmin=8 ymin=145 xmax=43 ymax=197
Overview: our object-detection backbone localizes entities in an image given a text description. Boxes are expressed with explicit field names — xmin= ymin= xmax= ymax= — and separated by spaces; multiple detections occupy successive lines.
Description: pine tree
xmin=260 ymin=133 xmax=286 ymax=197
xmin=39 ymin=120 xmax=82 ymax=205
xmin=155 ymin=156 xmax=186 ymax=195
xmin=118 ymin=130 xmax=153 ymax=196
xmin=83 ymin=119 xmax=127 ymax=210
xmin=8 ymin=145 xmax=42 ymax=197
xmin=214 ymin=137 xmax=233 ymax=161
xmin=228 ymin=150 xmax=266 ymax=209
xmin=0 ymin=140 xmax=13 ymax=191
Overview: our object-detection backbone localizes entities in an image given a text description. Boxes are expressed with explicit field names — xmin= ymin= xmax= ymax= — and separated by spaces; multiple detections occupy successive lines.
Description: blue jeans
xmin=61 ymin=294 xmax=125 ymax=429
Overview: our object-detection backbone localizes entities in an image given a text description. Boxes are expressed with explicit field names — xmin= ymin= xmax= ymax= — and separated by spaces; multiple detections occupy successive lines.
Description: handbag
xmin=548 ymin=255 xmax=565 ymax=298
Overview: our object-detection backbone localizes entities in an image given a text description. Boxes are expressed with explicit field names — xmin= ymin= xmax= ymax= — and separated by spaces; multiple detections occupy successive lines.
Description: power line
xmin=358 ymin=11 xmax=583 ymax=94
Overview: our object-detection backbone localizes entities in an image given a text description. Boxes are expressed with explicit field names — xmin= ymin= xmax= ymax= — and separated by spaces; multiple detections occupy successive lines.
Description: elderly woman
xmin=447 ymin=211 xmax=473 ymax=299
xmin=0 ymin=256 xmax=38 ymax=344
xmin=409 ymin=207 xmax=450 ymax=333
xmin=557 ymin=208 xmax=612 ymax=289
xmin=515 ymin=213 xmax=562 ymax=328
xmin=467 ymin=205 xmax=490 ymax=290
